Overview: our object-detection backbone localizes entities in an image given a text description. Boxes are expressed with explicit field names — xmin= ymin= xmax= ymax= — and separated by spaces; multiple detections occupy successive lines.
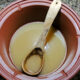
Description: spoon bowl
xmin=22 ymin=48 xmax=44 ymax=76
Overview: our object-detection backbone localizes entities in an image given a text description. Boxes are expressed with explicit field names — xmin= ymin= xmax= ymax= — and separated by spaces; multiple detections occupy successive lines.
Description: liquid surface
xmin=25 ymin=55 xmax=41 ymax=73
xmin=9 ymin=22 xmax=66 ymax=75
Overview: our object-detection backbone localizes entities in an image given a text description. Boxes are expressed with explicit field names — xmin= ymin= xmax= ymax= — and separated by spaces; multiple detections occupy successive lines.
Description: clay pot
xmin=0 ymin=0 xmax=80 ymax=80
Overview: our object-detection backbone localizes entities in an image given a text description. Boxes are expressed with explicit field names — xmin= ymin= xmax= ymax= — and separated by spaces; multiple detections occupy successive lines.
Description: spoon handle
xmin=44 ymin=0 xmax=61 ymax=29
xmin=36 ymin=0 xmax=61 ymax=49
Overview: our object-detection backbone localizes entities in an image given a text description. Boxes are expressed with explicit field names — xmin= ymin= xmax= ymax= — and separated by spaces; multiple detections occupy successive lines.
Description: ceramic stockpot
xmin=0 ymin=0 xmax=80 ymax=80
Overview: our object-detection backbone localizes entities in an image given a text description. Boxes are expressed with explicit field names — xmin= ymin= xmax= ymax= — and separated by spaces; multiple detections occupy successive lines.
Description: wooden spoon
xmin=22 ymin=0 xmax=61 ymax=76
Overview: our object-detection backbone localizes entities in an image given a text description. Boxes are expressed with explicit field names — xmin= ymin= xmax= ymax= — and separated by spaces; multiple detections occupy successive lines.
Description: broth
xmin=9 ymin=22 xmax=66 ymax=75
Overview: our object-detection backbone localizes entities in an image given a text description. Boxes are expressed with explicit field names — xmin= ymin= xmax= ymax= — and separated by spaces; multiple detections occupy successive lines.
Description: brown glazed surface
xmin=0 ymin=0 xmax=80 ymax=80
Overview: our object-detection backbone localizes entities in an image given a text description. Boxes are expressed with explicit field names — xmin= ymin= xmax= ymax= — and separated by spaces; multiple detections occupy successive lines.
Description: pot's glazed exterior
xmin=0 ymin=0 xmax=80 ymax=80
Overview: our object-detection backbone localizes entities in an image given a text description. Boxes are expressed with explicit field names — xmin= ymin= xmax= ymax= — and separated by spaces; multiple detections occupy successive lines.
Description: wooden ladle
xmin=22 ymin=0 xmax=61 ymax=76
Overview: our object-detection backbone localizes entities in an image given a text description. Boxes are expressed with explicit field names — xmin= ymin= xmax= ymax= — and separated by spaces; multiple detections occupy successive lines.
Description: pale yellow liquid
xmin=25 ymin=55 xmax=41 ymax=73
xmin=9 ymin=22 xmax=66 ymax=75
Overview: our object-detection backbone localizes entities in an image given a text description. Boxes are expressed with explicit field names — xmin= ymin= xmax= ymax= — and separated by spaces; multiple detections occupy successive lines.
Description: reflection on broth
xmin=9 ymin=22 xmax=66 ymax=75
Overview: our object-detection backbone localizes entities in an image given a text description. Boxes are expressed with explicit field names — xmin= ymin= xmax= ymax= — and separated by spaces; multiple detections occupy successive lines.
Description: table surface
xmin=0 ymin=0 xmax=80 ymax=80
